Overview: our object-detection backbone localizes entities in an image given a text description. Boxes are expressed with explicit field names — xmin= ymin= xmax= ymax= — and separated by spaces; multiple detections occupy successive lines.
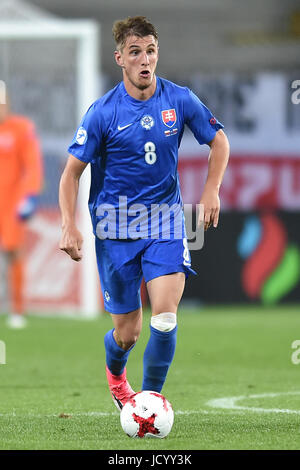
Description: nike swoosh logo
xmin=112 ymin=392 xmax=123 ymax=410
xmin=117 ymin=123 xmax=133 ymax=131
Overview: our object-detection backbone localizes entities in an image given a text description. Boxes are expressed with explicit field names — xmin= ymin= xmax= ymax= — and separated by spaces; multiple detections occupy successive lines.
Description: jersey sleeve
xmin=183 ymin=88 xmax=224 ymax=145
xmin=68 ymin=102 xmax=103 ymax=163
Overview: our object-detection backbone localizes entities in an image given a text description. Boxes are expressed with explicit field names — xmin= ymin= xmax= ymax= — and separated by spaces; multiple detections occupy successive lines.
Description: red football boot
xmin=105 ymin=365 xmax=135 ymax=411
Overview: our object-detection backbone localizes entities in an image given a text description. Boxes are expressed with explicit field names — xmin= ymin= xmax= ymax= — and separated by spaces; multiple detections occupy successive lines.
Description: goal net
xmin=0 ymin=1 xmax=101 ymax=317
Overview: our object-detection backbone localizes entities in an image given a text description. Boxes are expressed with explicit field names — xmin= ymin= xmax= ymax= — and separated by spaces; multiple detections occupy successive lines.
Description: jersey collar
xmin=120 ymin=77 xmax=161 ymax=105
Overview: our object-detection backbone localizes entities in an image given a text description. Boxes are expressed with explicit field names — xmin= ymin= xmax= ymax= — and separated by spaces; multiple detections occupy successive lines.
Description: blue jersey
xmin=68 ymin=77 xmax=223 ymax=239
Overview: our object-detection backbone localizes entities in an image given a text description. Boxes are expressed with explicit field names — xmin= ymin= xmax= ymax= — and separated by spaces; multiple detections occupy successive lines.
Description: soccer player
xmin=59 ymin=16 xmax=229 ymax=410
xmin=0 ymin=88 xmax=43 ymax=328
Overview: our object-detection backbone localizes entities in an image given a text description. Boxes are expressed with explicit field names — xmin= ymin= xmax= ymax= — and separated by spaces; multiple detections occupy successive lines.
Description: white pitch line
xmin=207 ymin=391 xmax=300 ymax=415
xmin=0 ymin=411 xmax=117 ymax=418
xmin=6 ymin=391 xmax=300 ymax=419
xmin=0 ymin=409 xmax=222 ymax=418
xmin=73 ymin=410 xmax=221 ymax=417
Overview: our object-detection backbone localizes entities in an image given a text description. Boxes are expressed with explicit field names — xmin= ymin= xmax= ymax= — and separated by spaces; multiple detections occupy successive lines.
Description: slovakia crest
xmin=162 ymin=109 xmax=177 ymax=128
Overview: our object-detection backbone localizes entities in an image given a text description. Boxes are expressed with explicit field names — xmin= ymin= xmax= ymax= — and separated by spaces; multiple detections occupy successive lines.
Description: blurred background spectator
xmin=0 ymin=83 xmax=43 ymax=327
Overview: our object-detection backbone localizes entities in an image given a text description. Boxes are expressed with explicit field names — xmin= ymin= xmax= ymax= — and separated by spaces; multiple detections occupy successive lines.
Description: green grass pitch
xmin=0 ymin=305 xmax=300 ymax=450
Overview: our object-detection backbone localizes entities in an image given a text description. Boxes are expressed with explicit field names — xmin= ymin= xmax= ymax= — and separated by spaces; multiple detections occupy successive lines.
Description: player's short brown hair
xmin=112 ymin=16 xmax=158 ymax=51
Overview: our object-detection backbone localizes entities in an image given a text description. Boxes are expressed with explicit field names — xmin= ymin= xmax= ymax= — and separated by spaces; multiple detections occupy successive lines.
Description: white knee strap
xmin=151 ymin=312 xmax=177 ymax=332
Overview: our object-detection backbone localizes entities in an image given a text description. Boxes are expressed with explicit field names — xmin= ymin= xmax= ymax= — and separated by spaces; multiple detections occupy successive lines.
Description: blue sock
xmin=104 ymin=329 xmax=134 ymax=376
xmin=142 ymin=324 xmax=177 ymax=392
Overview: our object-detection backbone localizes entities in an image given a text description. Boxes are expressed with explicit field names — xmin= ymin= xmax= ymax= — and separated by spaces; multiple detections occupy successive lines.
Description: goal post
xmin=0 ymin=19 xmax=101 ymax=317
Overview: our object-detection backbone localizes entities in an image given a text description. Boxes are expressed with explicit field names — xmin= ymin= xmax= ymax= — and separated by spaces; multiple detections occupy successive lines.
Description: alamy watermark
xmin=0 ymin=340 xmax=6 ymax=365
xmin=95 ymin=197 xmax=205 ymax=250
xmin=291 ymin=340 xmax=300 ymax=365
xmin=291 ymin=80 xmax=300 ymax=104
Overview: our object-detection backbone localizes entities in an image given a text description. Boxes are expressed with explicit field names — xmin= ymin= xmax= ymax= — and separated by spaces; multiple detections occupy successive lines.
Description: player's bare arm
xmin=199 ymin=129 xmax=230 ymax=231
xmin=59 ymin=154 xmax=87 ymax=261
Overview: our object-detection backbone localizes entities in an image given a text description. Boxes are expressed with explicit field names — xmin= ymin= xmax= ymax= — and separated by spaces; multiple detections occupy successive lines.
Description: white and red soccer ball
xmin=120 ymin=391 xmax=174 ymax=439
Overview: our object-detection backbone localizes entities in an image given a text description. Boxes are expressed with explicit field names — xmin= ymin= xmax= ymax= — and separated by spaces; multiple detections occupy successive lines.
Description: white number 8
xmin=144 ymin=141 xmax=157 ymax=165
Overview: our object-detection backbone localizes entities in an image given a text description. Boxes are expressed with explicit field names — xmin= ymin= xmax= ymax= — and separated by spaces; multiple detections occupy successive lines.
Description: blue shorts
xmin=95 ymin=237 xmax=196 ymax=314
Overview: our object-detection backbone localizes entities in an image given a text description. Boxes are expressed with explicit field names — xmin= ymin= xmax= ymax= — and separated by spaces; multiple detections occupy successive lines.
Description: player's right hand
xmin=59 ymin=225 xmax=83 ymax=262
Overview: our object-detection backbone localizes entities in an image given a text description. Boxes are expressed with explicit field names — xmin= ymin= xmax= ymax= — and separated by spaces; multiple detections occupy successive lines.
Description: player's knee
xmin=116 ymin=329 xmax=141 ymax=350
xmin=151 ymin=312 xmax=177 ymax=332
xmin=151 ymin=301 xmax=180 ymax=316
xmin=118 ymin=337 xmax=138 ymax=351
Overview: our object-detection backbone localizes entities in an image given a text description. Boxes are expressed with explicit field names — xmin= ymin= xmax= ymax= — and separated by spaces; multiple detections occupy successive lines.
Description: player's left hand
xmin=17 ymin=195 xmax=38 ymax=220
xmin=198 ymin=185 xmax=220 ymax=231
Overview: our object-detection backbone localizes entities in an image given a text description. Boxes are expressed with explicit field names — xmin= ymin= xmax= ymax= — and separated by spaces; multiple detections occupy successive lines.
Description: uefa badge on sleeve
xmin=75 ymin=126 xmax=88 ymax=145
